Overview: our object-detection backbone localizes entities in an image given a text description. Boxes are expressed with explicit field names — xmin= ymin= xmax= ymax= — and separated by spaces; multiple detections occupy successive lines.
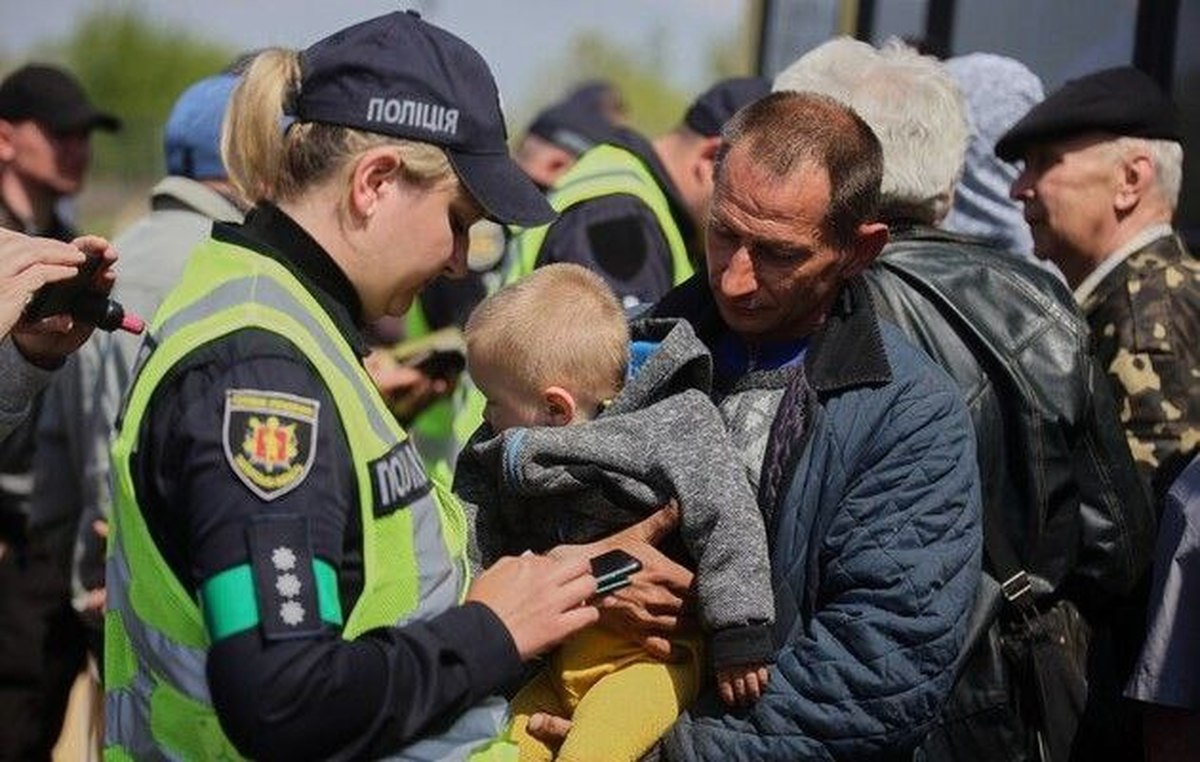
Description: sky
xmin=0 ymin=0 xmax=748 ymax=112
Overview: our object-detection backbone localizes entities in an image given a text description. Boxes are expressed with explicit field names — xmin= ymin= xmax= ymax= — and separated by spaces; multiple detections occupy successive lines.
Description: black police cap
xmin=526 ymin=85 xmax=621 ymax=157
xmin=295 ymin=11 xmax=553 ymax=227
xmin=995 ymin=66 xmax=1179 ymax=162
xmin=684 ymin=76 xmax=771 ymax=138
xmin=0 ymin=64 xmax=121 ymax=133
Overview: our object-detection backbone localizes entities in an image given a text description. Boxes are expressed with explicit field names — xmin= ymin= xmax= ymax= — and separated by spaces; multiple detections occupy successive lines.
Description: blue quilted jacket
xmin=651 ymin=277 xmax=982 ymax=761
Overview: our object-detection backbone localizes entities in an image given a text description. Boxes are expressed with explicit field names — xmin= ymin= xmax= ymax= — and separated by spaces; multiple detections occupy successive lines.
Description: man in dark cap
xmin=515 ymin=81 xmax=624 ymax=189
xmin=0 ymin=63 xmax=120 ymax=761
xmin=507 ymin=76 xmax=770 ymax=310
xmin=0 ymin=64 xmax=120 ymax=238
xmin=1001 ymin=66 xmax=1200 ymax=501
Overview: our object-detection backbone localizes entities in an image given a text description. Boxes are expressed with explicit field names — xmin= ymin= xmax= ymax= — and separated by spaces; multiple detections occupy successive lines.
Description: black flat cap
xmin=684 ymin=76 xmax=771 ymax=137
xmin=0 ymin=64 xmax=121 ymax=133
xmin=996 ymin=66 xmax=1178 ymax=162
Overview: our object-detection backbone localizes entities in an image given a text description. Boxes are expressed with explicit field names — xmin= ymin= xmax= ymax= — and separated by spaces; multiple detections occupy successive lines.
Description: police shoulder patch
xmin=223 ymin=389 xmax=319 ymax=501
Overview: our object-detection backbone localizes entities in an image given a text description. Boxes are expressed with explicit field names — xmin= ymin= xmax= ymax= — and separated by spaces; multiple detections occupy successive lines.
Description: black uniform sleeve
xmin=537 ymin=195 xmax=675 ymax=307
xmin=143 ymin=331 xmax=522 ymax=760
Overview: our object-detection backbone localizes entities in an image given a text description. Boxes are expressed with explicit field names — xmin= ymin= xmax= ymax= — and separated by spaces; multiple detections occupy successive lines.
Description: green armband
xmin=199 ymin=559 xmax=343 ymax=642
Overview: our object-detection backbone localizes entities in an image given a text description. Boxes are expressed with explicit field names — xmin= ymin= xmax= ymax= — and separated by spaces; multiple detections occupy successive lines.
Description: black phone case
xmin=24 ymin=253 xmax=103 ymax=320
xmin=590 ymin=549 xmax=642 ymax=596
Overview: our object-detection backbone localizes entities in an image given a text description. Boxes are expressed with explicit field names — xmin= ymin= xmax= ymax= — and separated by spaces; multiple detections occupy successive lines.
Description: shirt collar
xmin=648 ymin=275 xmax=891 ymax=395
xmin=150 ymin=176 xmax=243 ymax=223
xmin=1073 ymin=223 xmax=1175 ymax=304
xmin=212 ymin=202 xmax=370 ymax=356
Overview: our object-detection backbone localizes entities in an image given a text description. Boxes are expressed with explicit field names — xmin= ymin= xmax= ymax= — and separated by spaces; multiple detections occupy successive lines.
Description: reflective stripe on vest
xmin=506 ymin=144 xmax=693 ymax=287
xmin=105 ymin=238 xmax=509 ymax=760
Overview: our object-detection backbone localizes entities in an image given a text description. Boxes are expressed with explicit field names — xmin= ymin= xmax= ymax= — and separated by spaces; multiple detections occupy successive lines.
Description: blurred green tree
xmin=512 ymin=2 xmax=757 ymax=144
xmin=512 ymin=28 xmax=691 ymax=141
xmin=54 ymin=8 xmax=234 ymax=183
xmin=707 ymin=2 xmax=759 ymax=80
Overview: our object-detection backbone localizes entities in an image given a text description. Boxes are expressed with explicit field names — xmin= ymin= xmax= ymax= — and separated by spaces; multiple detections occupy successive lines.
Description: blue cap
xmin=295 ymin=11 xmax=554 ymax=227
xmin=164 ymin=74 xmax=238 ymax=180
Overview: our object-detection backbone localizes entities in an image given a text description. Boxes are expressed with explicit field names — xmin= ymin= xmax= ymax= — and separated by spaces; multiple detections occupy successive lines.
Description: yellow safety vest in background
xmin=506 ymin=143 xmax=693 ymax=287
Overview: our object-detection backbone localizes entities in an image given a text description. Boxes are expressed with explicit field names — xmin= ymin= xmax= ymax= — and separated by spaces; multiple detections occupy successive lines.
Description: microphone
xmin=70 ymin=292 xmax=145 ymax=335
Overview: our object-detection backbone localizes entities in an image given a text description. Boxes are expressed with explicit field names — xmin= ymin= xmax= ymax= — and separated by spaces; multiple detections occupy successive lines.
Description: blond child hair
xmin=465 ymin=263 xmax=629 ymax=413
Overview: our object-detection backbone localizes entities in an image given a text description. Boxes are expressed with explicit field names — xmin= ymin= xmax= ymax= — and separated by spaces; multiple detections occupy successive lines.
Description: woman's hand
xmin=0 ymin=230 xmax=86 ymax=339
xmin=549 ymin=503 xmax=695 ymax=660
xmin=6 ymin=233 xmax=117 ymax=367
xmin=364 ymin=348 xmax=454 ymax=424
xmin=466 ymin=553 xmax=598 ymax=660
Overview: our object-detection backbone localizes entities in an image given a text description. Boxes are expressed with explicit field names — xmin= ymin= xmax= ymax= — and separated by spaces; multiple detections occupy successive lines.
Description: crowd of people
xmin=0 ymin=9 xmax=1196 ymax=762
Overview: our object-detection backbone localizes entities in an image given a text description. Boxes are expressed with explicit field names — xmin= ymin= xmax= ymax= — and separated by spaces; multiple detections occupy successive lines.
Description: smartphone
xmin=590 ymin=549 xmax=642 ymax=597
xmin=24 ymin=252 xmax=104 ymax=321
xmin=406 ymin=348 xmax=466 ymax=381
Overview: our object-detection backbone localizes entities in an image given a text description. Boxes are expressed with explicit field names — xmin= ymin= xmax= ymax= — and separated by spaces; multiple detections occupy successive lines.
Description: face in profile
xmin=705 ymin=145 xmax=856 ymax=344
xmin=1010 ymin=133 xmax=1120 ymax=267
xmin=373 ymin=173 xmax=482 ymax=320
xmin=514 ymin=134 xmax=576 ymax=190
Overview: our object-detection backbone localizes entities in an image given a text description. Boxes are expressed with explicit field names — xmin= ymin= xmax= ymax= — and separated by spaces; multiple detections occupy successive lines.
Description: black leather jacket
xmin=863 ymin=227 xmax=1156 ymax=762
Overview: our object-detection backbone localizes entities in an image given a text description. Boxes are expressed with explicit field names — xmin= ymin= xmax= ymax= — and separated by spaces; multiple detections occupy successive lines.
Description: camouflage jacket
xmin=1082 ymin=232 xmax=1200 ymax=499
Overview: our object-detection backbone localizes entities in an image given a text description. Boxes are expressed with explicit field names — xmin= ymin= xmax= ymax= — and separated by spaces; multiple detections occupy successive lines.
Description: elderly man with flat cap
xmin=1001 ymin=66 xmax=1200 ymax=501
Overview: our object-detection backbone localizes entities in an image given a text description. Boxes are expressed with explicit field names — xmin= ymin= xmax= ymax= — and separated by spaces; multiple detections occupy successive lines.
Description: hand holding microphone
xmin=5 ymin=232 xmax=141 ymax=369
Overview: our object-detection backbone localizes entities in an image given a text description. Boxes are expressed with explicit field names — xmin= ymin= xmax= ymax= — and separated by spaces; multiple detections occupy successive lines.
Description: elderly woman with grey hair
xmin=942 ymin=53 xmax=1045 ymax=260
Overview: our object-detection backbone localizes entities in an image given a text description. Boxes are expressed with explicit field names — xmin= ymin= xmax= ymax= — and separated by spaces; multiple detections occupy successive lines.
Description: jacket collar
xmin=649 ymin=275 xmax=892 ymax=396
xmin=150 ymin=176 xmax=243 ymax=223
xmin=212 ymin=202 xmax=370 ymax=357
xmin=0 ymin=193 xmax=75 ymax=241
xmin=1081 ymin=229 xmax=1185 ymax=311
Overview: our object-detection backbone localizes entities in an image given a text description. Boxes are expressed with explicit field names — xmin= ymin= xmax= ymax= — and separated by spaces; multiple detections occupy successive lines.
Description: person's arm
xmin=663 ymin=378 xmax=982 ymax=761
xmin=0 ymin=338 xmax=54 ymax=441
xmin=151 ymin=342 xmax=593 ymax=761
xmin=537 ymin=196 xmax=675 ymax=306
xmin=503 ymin=391 xmax=775 ymax=667
xmin=1128 ymin=455 xmax=1200 ymax=761
xmin=1067 ymin=354 xmax=1156 ymax=604
xmin=0 ymin=225 xmax=107 ymax=440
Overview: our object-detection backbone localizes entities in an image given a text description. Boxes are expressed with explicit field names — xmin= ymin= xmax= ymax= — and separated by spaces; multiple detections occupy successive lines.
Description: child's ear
xmin=542 ymin=386 xmax=578 ymax=426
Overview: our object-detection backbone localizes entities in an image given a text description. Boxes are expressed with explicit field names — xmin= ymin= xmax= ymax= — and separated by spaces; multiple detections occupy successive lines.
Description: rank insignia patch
xmin=223 ymin=389 xmax=319 ymax=501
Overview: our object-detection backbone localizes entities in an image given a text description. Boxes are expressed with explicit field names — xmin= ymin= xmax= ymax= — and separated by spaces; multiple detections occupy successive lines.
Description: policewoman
xmin=103 ymin=12 xmax=598 ymax=761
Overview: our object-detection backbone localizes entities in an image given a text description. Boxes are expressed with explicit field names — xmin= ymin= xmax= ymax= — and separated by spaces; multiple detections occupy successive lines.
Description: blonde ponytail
xmin=222 ymin=48 xmax=454 ymax=207
xmin=221 ymin=48 xmax=300 ymax=205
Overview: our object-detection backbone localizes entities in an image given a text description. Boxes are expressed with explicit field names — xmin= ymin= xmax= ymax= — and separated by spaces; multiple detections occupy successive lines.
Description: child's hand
xmin=716 ymin=662 xmax=769 ymax=707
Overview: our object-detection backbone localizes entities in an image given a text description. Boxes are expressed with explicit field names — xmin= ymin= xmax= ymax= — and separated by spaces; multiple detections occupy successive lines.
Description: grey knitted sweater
xmin=455 ymin=318 xmax=774 ymax=668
